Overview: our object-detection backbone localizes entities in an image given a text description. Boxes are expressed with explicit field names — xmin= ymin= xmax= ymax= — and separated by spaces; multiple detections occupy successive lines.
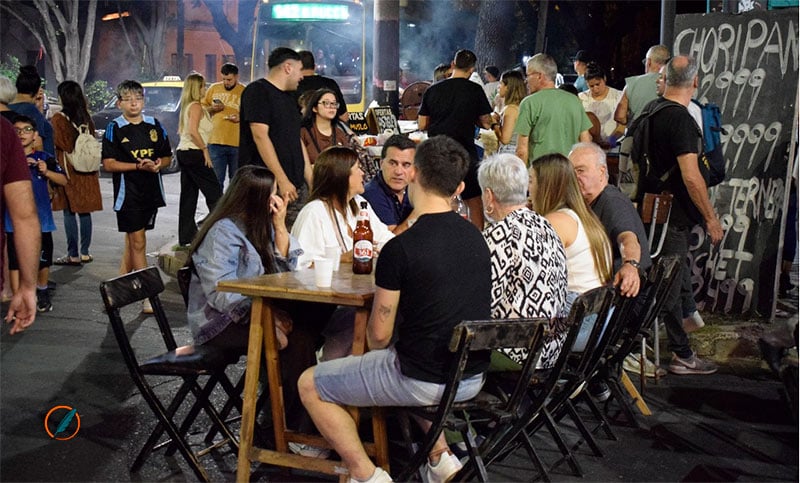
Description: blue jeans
xmin=207 ymin=144 xmax=238 ymax=188
xmin=63 ymin=208 xmax=92 ymax=257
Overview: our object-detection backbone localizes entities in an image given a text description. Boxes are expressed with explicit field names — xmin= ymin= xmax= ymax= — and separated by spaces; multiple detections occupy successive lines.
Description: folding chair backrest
xmin=639 ymin=255 xmax=682 ymax=331
xmin=566 ymin=286 xmax=616 ymax=377
xmin=640 ymin=193 xmax=673 ymax=258
xmin=177 ymin=265 xmax=192 ymax=308
xmin=453 ymin=319 xmax=548 ymax=412
xmin=99 ymin=266 xmax=178 ymax=367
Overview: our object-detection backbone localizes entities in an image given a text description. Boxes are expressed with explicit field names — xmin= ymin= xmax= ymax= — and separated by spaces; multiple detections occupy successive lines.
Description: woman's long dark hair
xmin=189 ymin=166 xmax=278 ymax=273
xmin=57 ymin=80 xmax=94 ymax=130
xmin=308 ymin=146 xmax=360 ymax=217
xmin=301 ymin=88 xmax=341 ymax=132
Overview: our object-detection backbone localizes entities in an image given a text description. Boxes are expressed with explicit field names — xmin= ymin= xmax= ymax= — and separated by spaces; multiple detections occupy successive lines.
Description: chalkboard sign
xmin=367 ymin=106 xmax=399 ymax=135
xmin=674 ymin=8 xmax=798 ymax=316
xmin=348 ymin=111 xmax=370 ymax=135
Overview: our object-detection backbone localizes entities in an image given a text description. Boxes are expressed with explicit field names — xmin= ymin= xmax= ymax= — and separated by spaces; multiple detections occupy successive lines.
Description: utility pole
xmin=373 ymin=0 xmax=399 ymax=117
xmin=535 ymin=0 xmax=549 ymax=54
xmin=660 ymin=0 xmax=676 ymax=47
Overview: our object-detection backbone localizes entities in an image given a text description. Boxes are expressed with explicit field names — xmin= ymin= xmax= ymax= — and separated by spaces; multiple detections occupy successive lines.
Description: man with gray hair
xmin=643 ymin=55 xmax=722 ymax=376
xmin=569 ymin=142 xmax=651 ymax=297
xmin=614 ymin=44 xmax=671 ymax=125
xmin=515 ymin=53 xmax=592 ymax=164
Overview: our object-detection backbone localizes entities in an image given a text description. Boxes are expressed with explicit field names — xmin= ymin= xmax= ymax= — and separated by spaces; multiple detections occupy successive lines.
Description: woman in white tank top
xmin=529 ymin=153 xmax=613 ymax=361
xmin=176 ymin=73 xmax=222 ymax=246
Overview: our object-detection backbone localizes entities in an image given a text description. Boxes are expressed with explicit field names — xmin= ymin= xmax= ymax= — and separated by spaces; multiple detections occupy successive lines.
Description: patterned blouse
xmin=483 ymin=208 xmax=569 ymax=368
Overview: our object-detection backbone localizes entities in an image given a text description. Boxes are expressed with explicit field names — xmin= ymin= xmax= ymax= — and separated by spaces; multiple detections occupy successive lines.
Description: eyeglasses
xmin=642 ymin=58 xmax=649 ymax=66
xmin=318 ymin=101 xmax=340 ymax=108
xmin=526 ymin=71 xmax=540 ymax=78
xmin=15 ymin=126 xmax=34 ymax=134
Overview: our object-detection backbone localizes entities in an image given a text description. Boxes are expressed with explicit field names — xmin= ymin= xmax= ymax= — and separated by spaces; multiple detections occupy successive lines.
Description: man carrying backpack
xmin=644 ymin=55 xmax=722 ymax=376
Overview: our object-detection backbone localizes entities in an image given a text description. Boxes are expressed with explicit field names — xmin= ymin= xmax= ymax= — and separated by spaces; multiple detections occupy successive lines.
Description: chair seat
xmin=140 ymin=345 xmax=238 ymax=376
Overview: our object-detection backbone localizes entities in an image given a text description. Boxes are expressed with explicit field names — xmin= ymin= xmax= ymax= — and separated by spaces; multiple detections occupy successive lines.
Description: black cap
xmin=572 ymin=50 xmax=590 ymax=63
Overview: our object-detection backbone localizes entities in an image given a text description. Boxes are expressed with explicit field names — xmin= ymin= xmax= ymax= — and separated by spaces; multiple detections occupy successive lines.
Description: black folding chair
xmin=99 ymin=266 xmax=240 ymax=481
xmin=601 ymin=255 xmax=682 ymax=425
xmin=477 ymin=286 xmax=616 ymax=480
xmin=395 ymin=318 xmax=548 ymax=482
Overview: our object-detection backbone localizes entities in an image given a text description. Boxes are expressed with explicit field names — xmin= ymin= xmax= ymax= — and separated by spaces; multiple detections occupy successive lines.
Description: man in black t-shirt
xmin=239 ymin=47 xmax=311 ymax=227
xmin=645 ymin=55 xmax=723 ymax=376
xmin=418 ymin=49 xmax=493 ymax=230
xmin=293 ymin=50 xmax=348 ymax=122
xmin=298 ymin=136 xmax=491 ymax=483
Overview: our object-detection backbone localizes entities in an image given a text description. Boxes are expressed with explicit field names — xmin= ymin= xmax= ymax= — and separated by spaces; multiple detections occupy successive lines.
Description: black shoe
xmin=36 ymin=289 xmax=52 ymax=312
xmin=589 ymin=381 xmax=611 ymax=402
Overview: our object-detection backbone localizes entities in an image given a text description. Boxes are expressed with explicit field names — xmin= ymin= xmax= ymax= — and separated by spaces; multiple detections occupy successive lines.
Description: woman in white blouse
xmin=292 ymin=146 xmax=394 ymax=269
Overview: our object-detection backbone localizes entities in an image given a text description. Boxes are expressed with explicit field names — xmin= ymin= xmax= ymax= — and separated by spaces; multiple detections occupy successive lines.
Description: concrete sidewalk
xmin=1 ymin=172 xmax=797 ymax=481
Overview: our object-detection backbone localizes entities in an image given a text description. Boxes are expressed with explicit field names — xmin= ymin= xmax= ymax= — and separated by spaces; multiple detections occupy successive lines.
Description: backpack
xmin=692 ymin=99 xmax=726 ymax=187
xmin=628 ymin=100 xmax=685 ymax=201
xmin=64 ymin=118 xmax=101 ymax=174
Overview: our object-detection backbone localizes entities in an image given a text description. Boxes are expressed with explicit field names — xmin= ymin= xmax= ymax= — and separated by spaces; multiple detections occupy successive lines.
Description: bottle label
xmin=353 ymin=240 xmax=373 ymax=262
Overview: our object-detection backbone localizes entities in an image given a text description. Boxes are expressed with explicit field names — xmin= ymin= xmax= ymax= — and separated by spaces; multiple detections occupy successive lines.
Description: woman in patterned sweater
xmin=478 ymin=153 xmax=568 ymax=368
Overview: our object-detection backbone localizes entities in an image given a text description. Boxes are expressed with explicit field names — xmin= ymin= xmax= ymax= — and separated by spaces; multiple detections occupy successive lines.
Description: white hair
xmin=478 ymin=153 xmax=530 ymax=206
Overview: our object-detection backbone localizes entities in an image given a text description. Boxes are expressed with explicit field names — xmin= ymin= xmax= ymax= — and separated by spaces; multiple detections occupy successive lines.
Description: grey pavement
xmin=1 ymin=172 xmax=798 ymax=482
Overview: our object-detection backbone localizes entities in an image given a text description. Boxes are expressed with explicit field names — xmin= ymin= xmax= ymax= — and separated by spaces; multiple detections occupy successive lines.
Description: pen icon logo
xmin=44 ymin=405 xmax=81 ymax=440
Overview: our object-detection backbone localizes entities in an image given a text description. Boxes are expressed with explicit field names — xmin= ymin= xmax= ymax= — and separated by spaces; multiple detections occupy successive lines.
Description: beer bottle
xmin=353 ymin=201 xmax=374 ymax=274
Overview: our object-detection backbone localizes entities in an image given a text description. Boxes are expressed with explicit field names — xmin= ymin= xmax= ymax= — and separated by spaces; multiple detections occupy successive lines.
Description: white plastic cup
xmin=324 ymin=245 xmax=340 ymax=271
xmin=314 ymin=257 xmax=334 ymax=288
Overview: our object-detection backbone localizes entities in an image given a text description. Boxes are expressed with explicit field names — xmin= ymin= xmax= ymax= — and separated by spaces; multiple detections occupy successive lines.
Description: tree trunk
xmin=201 ymin=0 xmax=257 ymax=79
xmin=474 ymin=0 xmax=517 ymax=72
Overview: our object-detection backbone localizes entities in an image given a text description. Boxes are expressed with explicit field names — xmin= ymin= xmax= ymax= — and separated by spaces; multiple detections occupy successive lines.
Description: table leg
xmin=261 ymin=301 xmax=287 ymax=452
xmin=236 ymin=297 xmax=266 ymax=482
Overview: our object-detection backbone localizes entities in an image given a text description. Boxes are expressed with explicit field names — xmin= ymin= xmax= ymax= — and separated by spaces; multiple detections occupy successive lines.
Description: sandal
xmin=54 ymin=256 xmax=82 ymax=266
xmin=80 ymin=254 xmax=93 ymax=263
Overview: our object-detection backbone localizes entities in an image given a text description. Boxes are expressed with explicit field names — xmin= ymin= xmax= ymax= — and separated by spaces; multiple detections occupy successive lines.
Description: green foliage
xmin=0 ymin=55 xmax=21 ymax=83
xmin=84 ymin=80 xmax=115 ymax=112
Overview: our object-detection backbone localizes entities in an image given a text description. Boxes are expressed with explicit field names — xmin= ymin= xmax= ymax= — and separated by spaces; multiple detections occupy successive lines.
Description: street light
xmin=101 ymin=11 xmax=130 ymax=21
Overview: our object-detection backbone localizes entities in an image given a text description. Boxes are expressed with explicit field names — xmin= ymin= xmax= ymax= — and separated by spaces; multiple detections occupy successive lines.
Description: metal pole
xmin=373 ymin=0 xmax=399 ymax=117
xmin=660 ymin=0 xmax=676 ymax=48
xmin=535 ymin=0 xmax=549 ymax=54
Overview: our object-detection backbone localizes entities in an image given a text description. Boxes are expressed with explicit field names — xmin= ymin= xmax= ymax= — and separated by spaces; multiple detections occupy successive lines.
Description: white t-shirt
xmin=579 ymin=87 xmax=623 ymax=141
xmin=291 ymin=194 xmax=394 ymax=268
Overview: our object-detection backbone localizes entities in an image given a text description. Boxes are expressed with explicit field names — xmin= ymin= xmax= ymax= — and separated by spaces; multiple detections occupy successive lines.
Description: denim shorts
xmin=314 ymin=346 xmax=485 ymax=407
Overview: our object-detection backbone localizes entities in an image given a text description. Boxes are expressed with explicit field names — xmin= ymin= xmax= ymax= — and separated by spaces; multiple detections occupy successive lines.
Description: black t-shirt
xmin=102 ymin=115 xmax=170 ymax=211
xmin=294 ymin=75 xmax=348 ymax=118
xmin=591 ymin=184 xmax=653 ymax=272
xmin=648 ymin=98 xmax=703 ymax=227
xmin=239 ymin=79 xmax=305 ymax=188
xmin=375 ymin=211 xmax=491 ymax=383
xmin=418 ymin=78 xmax=492 ymax=162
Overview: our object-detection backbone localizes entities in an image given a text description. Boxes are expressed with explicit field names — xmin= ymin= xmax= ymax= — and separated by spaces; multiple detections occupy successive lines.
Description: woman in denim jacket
xmin=186 ymin=165 xmax=301 ymax=351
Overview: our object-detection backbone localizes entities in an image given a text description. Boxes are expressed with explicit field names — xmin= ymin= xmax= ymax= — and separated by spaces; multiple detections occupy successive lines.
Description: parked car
xmin=92 ymin=76 xmax=184 ymax=173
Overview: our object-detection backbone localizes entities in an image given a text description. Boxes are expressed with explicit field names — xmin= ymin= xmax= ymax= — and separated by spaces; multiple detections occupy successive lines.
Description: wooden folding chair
xmin=640 ymin=192 xmax=674 ymax=371
xmin=395 ymin=318 xmax=548 ymax=482
xmin=99 ymin=266 xmax=240 ymax=481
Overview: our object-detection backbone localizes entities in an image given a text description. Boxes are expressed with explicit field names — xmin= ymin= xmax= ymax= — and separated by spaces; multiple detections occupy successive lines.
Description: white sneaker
xmin=287 ymin=442 xmax=331 ymax=459
xmin=348 ymin=466 xmax=393 ymax=483
xmin=142 ymin=299 xmax=154 ymax=314
xmin=682 ymin=310 xmax=705 ymax=333
xmin=423 ymin=452 xmax=462 ymax=483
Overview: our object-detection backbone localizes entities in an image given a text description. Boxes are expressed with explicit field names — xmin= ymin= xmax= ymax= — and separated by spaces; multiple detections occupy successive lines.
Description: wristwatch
xmin=624 ymin=259 xmax=641 ymax=270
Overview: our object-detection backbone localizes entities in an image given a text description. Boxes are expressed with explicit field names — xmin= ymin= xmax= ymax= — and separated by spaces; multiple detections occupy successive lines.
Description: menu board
xmin=673 ymin=8 xmax=798 ymax=315
xmin=348 ymin=111 xmax=370 ymax=135
xmin=367 ymin=106 xmax=399 ymax=135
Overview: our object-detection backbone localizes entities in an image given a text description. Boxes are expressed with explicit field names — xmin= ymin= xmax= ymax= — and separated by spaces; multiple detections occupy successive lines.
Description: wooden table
xmin=217 ymin=266 xmax=389 ymax=482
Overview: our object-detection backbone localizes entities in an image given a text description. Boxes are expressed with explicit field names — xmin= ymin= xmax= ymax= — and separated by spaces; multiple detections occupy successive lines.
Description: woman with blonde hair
xmin=530 ymin=153 xmax=612 ymax=296
xmin=491 ymin=70 xmax=526 ymax=154
xmin=176 ymin=72 xmax=222 ymax=247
